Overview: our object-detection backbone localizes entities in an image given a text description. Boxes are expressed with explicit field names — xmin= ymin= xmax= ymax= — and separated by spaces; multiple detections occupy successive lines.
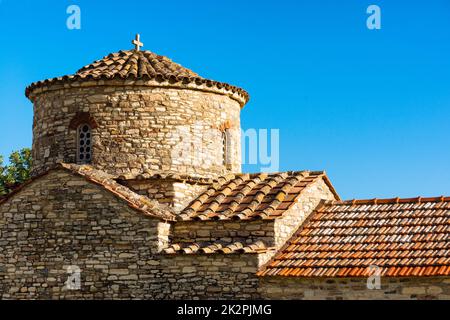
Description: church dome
xmin=25 ymin=49 xmax=249 ymax=105
xmin=27 ymin=36 xmax=246 ymax=178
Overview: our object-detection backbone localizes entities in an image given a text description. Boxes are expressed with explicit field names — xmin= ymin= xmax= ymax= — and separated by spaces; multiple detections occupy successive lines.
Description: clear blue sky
xmin=1 ymin=0 xmax=449 ymax=199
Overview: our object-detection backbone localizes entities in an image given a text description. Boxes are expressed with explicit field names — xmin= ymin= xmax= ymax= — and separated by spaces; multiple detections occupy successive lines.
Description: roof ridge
xmin=116 ymin=171 xmax=216 ymax=185
xmin=241 ymin=170 xmax=316 ymax=178
xmin=164 ymin=240 xmax=270 ymax=255
xmin=330 ymin=196 xmax=450 ymax=206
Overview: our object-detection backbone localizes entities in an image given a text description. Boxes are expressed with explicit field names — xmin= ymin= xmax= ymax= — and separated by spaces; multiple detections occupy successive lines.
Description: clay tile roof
xmin=257 ymin=196 xmax=450 ymax=277
xmin=0 ymin=163 xmax=176 ymax=222
xmin=116 ymin=171 xmax=215 ymax=185
xmin=163 ymin=241 xmax=268 ymax=255
xmin=178 ymin=171 xmax=339 ymax=221
xmin=25 ymin=49 xmax=249 ymax=105
xmin=76 ymin=50 xmax=200 ymax=79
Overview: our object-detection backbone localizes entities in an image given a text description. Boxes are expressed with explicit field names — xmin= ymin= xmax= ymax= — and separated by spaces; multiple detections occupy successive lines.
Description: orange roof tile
xmin=178 ymin=171 xmax=339 ymax=221
xmin=164 ymin=241 xmax=269 ymax=255
xmin=258 ymin=196 xmax=450 ymax=277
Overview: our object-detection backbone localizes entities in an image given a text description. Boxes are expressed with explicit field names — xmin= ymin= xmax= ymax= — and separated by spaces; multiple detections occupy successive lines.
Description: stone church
xmin=0 ymin=36 xmax=449 ymax=299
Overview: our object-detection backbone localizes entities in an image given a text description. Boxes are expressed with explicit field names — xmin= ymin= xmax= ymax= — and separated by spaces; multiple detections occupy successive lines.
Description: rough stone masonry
xmin=1 ymin=41 xmax=449 ymax=300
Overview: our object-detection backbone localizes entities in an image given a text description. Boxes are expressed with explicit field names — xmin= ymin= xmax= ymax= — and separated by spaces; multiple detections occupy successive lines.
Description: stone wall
xmin=273 ymin=178 xmax=336 ymax=248
xmin=31 ymin=85 xmax=242 ymax=178
xmin=259 ymin=277 xmax=450 ymax=300
xmin=0 ymin=169 xmax=270 ymax=300
xmin=0 ymin=170 xmax=171 ymax=299
xmin=173 ymin=220 xmax=277 ymax=246
xmin=121 ymin=178 xmax=208 ymax=213
xmin=157 ymin=253 xmax=268 ymax=300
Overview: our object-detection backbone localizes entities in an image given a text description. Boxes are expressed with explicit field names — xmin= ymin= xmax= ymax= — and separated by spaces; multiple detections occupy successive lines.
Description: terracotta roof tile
xmin=163 ymin=241 xmax=269 ymax=255
xmin=258 ymin=196 xmax=450 ymax=277
xmin=25 ymin=50 xmax=249 ymax=105
xmin=178 ymin=171 xmax=339 ymax=221
xmin=75 ymin=50 xmax=200 ymax=79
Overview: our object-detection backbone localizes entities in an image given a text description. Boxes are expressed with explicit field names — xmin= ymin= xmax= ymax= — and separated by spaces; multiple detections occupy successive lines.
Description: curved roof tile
xmin=163 ymin=241 xmax=268 ymax=255
xmin=178 ymin=171 xmax=339 ymax=221
xmin=25 ymin=49 xmax=249 ymax=104
xmin=258 ymin=196 xmax=450 ymax=277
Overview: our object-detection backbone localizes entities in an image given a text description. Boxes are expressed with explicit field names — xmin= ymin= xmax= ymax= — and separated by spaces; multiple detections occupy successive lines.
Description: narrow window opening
xmin=77 ymin=124 xmax=92 ymax=164
xmin=222 ymin=129 xmax=231 ymax=166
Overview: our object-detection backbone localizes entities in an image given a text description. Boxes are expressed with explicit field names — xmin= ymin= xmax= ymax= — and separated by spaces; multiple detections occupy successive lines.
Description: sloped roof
xmin=25 ymin=49 xmax=249 ymax=104
xmin=258 ymin=196 xmax=450 ymax=277
xmin=0 ymin=163 xmax=176 ymax=222
xmin=178 ymin=171 xmax=339 ymax=221
xmin=76 ymin=50 xmax=200 ymax=79
xmin=164 ymin=241 xmax=268 ymax=255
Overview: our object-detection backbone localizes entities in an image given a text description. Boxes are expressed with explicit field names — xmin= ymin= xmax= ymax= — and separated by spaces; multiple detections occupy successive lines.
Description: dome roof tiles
xmin=25 ymin=49 xmax=249 ymax=105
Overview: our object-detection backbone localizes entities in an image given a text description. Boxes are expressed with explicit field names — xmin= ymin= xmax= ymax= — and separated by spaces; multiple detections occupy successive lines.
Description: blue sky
xmin=0 ymin=0 xmax=449 ymax=199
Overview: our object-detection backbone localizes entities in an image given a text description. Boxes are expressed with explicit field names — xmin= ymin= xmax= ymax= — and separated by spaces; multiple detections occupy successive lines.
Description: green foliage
xmin=0 ymin=148 xmax=32 ymax=196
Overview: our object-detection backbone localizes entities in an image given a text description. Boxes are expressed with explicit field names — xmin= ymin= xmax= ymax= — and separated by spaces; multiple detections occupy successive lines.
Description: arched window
xmin=222 ymin=129 xmax=231 ymax=166
xmin=77 ymin=124 xmax=92 ymax=164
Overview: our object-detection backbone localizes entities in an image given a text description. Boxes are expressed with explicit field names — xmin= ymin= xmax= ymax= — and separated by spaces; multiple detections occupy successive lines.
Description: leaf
xmin=0 ymin=148 xmax=32 ymax=195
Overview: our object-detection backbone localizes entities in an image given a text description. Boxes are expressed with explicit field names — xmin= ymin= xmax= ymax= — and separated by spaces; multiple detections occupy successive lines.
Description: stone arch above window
xmin=69 ymin=112 xmax=98 ymax=130
xmin=218 ymin=120 xmax=233 ymax=132
xmin=77 ymin=124 xmax=92 ymax=164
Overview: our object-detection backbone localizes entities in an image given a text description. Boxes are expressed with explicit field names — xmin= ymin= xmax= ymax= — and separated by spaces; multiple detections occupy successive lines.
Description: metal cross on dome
xmin=132 ymin=34 xmax=144 ymax=51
